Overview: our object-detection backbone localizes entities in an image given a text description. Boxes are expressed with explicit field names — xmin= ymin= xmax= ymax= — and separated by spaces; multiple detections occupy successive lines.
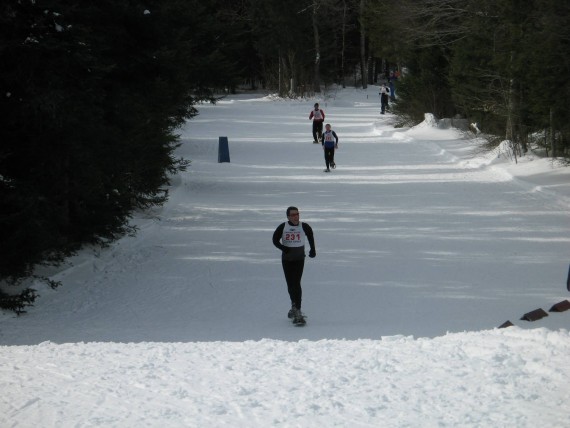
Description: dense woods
xmin=1 ymin=0 xmax=569 ymax=312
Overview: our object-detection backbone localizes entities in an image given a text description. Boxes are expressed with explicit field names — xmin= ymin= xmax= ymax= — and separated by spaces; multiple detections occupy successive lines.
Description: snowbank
xmin=1 ymin=328 xmax=569 ymax=427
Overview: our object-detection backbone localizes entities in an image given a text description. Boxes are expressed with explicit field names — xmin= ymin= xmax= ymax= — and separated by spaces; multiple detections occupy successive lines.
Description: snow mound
xmin=1 ymin=328 xmax=569 ymax=426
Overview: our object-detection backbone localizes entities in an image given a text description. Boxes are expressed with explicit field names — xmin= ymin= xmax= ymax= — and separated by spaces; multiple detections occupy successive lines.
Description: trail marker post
xmin=218 ymin=136 xmax=230 ymax=163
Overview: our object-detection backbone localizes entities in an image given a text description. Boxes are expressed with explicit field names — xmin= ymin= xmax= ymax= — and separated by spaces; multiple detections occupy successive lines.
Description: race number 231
xmin=285 ymin=233 xmax=301 ymax=241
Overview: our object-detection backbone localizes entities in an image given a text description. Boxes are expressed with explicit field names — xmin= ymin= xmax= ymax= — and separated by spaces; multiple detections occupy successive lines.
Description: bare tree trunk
xmin=505 ymin=52 xmax=517 ymax=164
xmin=341 ymin=0 xmax=347 ymax=88
xmin=367 ymin=55 xmax=374 ymax=85
xmin=505 ymin=84 xmax=513 ymax=143
xmin=278 ymin=50 xmax=282 ymax=96
xmin=61 ymin=153 xmax=70 ymax=234
xmin=288 ymin=50 xmax=297 ymax=97
xmin=359 ymin=0 xmax=367 ymax=89
xmin=550 ymin=107 xmax=555 ymax=157
xmin=505 ymin=86 xmax=517 ymax=164
xmin=279 ymin=53 xmax=290 ymax=97
xmin=312 ymin=0 xmax=321 ymax=93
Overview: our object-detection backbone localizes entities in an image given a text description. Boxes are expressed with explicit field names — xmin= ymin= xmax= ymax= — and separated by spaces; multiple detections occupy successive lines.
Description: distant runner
xmin=380 ymin=83 xmax=390 ymax=114
xmin=309 ymin=103 xmax=325 ymax=144
xmin=321 ymin=123 xmax=339 ymax=172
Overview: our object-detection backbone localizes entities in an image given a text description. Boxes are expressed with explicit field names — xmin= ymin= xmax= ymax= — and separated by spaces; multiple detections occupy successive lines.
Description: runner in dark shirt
xmin=272 ymin=206 xmax=316 ymax=324
xmin=321 ymin=123 xmax=339 ymax=172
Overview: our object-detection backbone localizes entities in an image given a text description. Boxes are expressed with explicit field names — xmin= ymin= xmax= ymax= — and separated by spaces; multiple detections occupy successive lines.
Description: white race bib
xmin=282 ymin=223 xmax=305 ymax=247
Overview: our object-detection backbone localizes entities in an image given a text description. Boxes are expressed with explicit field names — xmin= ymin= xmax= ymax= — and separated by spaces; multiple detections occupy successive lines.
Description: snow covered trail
xmin=1 ymin=87 xmax=569 ymax=345
xmin=1 ymin=86 xmax=570 ymax=427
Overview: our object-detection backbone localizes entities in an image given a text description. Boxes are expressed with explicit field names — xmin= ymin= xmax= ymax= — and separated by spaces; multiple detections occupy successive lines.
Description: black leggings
xmin=282 ymin=259 xmax=305 ymax=310
xmin=324 ymin=147 xmax=335 ymax=169
xmin=312 ymin=121 xmax=323 ymax=142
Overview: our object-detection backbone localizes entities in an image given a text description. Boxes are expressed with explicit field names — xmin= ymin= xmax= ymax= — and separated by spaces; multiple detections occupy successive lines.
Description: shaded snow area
xmin=2 ymin=86 xmax=570 ymax=427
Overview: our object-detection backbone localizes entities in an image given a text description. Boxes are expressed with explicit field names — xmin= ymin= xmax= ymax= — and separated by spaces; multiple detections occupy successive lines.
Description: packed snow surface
xmin=1 ymin=86 xmax=570 ymax=427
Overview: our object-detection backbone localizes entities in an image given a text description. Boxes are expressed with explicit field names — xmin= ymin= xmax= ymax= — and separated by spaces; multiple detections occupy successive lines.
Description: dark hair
xmin=314 ymin=103 xmax=319 ymax=108
xmin=286 ymin=206 xmax=299 ymax=216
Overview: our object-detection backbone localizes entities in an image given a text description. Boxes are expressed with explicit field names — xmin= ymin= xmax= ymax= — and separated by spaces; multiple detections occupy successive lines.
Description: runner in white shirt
xmin=309 ymin=103 xmax=325 ymax=144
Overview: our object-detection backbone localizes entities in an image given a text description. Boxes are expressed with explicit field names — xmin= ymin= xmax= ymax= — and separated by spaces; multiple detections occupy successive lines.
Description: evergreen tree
xmin=0 ymin=0 xmax=244 ymax=311
xmin=392 ymin=44 xmax=455 ymax=124
xmin=447 ymin=0 xmax=564 ymax=157
xmin=448 ymin=1 xmax=506 ymax=135
xmin=376 ymin=0 xmax=458 ymax=122
xmin=523 ymin=0 xmax=570 ymax=156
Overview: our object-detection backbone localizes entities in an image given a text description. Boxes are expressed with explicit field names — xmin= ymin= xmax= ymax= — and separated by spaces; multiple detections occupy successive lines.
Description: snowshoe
xmin=289 ymin=307 xmax=306 ymax=325
xmin=293 ymin=313 xmax=306 ymax=326
xmin=292 ymin=309 xmax=306 ymax=326
xmin=330 ymin=161 xmax=336 ymax=169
